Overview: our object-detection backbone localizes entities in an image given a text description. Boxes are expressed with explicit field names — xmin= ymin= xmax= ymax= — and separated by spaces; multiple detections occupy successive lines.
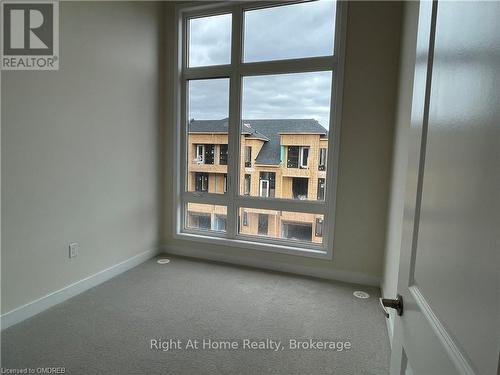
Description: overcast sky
xmin=188 ymin=1 xmax=336 ymax=129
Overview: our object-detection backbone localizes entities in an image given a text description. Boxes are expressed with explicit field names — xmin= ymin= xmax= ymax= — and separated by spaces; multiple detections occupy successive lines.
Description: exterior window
xmin=186 ymin=203 xmax=227 ymax=232
xmin=178 ymin=1 xmax=343 ymax=257
xmin=282 ymin=222 xmax=312 ymax=242
xmin=259 ymin=172 xmax=275 ymax=198
xmin=258 ymin=214 xmax=268 ymax=235
xmin=244 ymin=174 xmax=251 ymax=195
xmin=260 ymin=180 xmax=269 ymax=197
xmin=315 ymin=218 xmax=323 ymax=237
xmin=195 ymin=145 xmax=204 ymax=164
xmin=299 ymin=147 xmax=309 ymax=168
xmin=319 ymin=148 xmax=327 ymax=171
xmin=214 ymin=215 xmax=227 ymax=231
xmin=204 ymin=144 xmax=215 ymax=165
xmin=287 ymin=146 xmax=299 ymax=168
xmin=244 ymin=146 xmax=252 ymax=167
xmin=195 ymin=172 xmax=209 ymax=192
xmin=292 ymin=178 xmax=308 ymax=200
xmin=188 ymin=213 xmax=211 ymax=230
xmin=192 ymin=144 xmax=215 ymax=164
xmin=317 ymin=178 xmax=325 ymax=200
xmin=219 ymin=144 xmax=228 ymax=165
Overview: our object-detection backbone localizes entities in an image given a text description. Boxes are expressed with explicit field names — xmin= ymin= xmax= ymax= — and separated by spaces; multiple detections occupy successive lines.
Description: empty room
xmin=1 ymin=1 xmax=498 ymax=374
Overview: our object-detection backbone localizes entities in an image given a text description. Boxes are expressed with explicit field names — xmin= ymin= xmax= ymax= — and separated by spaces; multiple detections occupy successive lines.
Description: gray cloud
xmin=188 ymin=1 xmax=335 ymax=129
xmin=189 ymin=14 xmax=231 ymax=67
xmin=189 ymin=78 xmax=229 ymax=120
xmin=244 ymin=1 xmax=335 ymax=62
xmin=242 ymin=72 xmax=332 ymax=128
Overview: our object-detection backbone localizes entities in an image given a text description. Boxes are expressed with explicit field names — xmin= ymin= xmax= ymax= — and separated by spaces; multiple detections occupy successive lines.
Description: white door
xmin=388 ymin=1 xmax=499 ymax=374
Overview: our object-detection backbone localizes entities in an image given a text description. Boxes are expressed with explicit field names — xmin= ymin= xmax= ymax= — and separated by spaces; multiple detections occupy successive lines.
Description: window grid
xmin=175 ymin=1 xmax=347 ymax=258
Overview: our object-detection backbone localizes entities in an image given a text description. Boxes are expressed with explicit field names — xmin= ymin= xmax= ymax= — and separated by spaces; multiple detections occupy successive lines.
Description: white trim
xmin=409 ymin=286 xmax=476 ymax=375
xmin=299 ymin=146 xmax=309 ymax=169
xmin=0 ymin=248 xmax=159 ymax=330
xmin=174 ymin=230 xmax=326 ymax=259
xmin=322 ymin=0 xmax=347 ymax=260
xmin=239 ymin=55 xmax=337 ymax=76
xmin=195 ymin=144 xmax=205 ymax=164
xmin=161 ymin=245 xmax=380 ymax=287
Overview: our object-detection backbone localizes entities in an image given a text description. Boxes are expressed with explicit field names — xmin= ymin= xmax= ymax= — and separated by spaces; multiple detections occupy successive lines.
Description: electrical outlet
xmin=69 ymin=242 xmax=79 ymax=258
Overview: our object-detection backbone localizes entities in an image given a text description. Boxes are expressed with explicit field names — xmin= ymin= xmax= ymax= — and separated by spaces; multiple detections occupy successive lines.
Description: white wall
xmin=162 ymin=2 xmax=403 ymax=285
xmin=381 ymin=1 xmax=420 ymax=342
xmin=1 ymin=2 xmax=164 ymax=314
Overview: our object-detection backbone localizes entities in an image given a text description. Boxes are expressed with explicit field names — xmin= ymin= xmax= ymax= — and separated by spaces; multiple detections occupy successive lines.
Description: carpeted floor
xmin=1 ymin=256 xmax=390 ymax=374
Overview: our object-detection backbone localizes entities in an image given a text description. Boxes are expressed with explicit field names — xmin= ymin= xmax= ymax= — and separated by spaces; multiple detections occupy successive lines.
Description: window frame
xmin=319 ymin=148 xmax=327 ymax=171
xmin=244 ymin=146 xmax=252 ymax=167
xmin=194 ymin=172 xmax=209 ymax=192
xmin=244 ymin=174 xmax=251 ymax=195
xmin=219 ymin=144 xmax=228 ymax=165
xmin=242 ymin=210 xmax=249 ymax=226
xmin=299 ymin=146 xmax=309 ymax=169
xmin=287 ymin=146 xmax=300 ymax=169
xmin=257 ymin=214 xmax=269 ymax=236
xmin=315 ymin=218 xmax=324 ymax=237
xmin=195 ymin=144 xmax=205 ymax=164
xmin=173 ymin=0 xmax=347 ymax=259
xmin=259 ymin=179 xmax=269 ymax=198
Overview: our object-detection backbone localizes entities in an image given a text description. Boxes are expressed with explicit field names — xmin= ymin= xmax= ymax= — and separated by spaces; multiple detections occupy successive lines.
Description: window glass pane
xmin=189 ymin=14 xmax=231 ymax=67
xmin=244 ymin=174 xmax=251 ymax=195
xmin=187 ymin=79 xmax=229 ymax=194
xmin=186 ymin=203 xmax=227 ymax=232
xmin=243 ymin=1 xmax=336 ymax=63
xmin=239 ymin=208 xmax=324 ymax=244
xmin=239 ymin=72 xmax=331 ymax=201
xmin=317 ymin=178 xmax=326 ymax=201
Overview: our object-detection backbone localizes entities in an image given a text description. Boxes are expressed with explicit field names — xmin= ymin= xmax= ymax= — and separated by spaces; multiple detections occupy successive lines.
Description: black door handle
xmin=379 ymin=294 xmax=404 ymax=318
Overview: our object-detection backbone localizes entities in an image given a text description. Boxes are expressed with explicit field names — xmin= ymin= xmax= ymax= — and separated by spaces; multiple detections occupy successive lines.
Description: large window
xmin=176 ymin=1 xmax=345 ymax=258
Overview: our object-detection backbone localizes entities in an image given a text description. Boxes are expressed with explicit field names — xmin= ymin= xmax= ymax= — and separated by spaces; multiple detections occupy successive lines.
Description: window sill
xmin=174 ymin=230 xmax=331 ymax=260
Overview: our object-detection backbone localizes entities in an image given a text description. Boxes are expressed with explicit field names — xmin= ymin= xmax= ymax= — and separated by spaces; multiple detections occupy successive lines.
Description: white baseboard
xmin=1 ymin=248 xmax=159 ymax=330
xmin=162 ymin=245 xmax=380 ymax=287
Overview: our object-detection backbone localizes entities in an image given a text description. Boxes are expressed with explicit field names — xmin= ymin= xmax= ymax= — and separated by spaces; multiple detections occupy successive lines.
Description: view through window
xmin=179 ymin=1 xmax=342 ymax=254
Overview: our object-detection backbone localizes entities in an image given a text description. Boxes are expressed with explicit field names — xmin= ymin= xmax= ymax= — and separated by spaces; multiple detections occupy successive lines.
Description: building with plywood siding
xmin=187 ymin=118 xmax=328 ymax=243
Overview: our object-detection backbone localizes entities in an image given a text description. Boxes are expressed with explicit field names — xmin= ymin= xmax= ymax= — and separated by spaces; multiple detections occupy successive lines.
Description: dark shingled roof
xmin=189 ymin=118 xmax=328 ymax=165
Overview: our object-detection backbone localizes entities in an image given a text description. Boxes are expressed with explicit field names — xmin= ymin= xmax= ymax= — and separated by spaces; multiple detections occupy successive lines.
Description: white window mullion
xmin=183 ymin=191 xmax=229 ymax=204
xmin=177 ymin=10 xmax=189 ymax=234
xmin=235 ymin=196 xmax=326 ymax=215
xmin=225 ymin=5 xmax=243 ymax=240
xmin=322 ymin=1 xmax=348 ymax=256
xmin=240 ymin=55 xmax=337 ymax=77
